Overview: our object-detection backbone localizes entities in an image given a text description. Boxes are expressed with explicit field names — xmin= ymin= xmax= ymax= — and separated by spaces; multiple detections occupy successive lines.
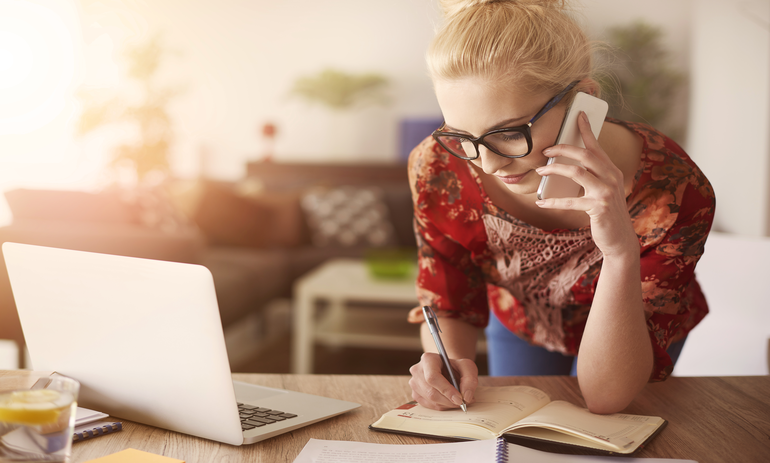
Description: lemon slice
xmin=0 ymin=389 xmax=65 ymax=425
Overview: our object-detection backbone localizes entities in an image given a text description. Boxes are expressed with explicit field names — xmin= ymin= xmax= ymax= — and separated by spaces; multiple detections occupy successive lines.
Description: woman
xmin=407 ymin=0 xmax=715 ymax=414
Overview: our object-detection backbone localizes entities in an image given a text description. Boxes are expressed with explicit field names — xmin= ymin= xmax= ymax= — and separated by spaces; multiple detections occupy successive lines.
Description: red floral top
xmin=409 ymin=118 xmax=715 ymax=381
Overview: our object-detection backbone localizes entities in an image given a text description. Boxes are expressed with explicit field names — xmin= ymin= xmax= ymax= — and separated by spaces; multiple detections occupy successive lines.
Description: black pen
xmin=422 ymin=305 xmax=467 ymax=413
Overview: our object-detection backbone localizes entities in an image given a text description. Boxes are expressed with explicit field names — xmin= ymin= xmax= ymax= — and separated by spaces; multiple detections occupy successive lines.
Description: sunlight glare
xmin=0 ymin=0 xmax=77 ymax=140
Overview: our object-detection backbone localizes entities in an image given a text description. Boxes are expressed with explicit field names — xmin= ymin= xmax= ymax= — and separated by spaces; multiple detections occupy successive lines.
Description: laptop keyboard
xmin=238 ymin=403 xmax=298 ymax=431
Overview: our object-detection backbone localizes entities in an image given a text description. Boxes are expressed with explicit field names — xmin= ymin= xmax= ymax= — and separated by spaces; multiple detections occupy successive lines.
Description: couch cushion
xmin=300 ymin=186 xmax=396 ymax=248
xmin=185 ymin=181 xmax=307 ymax=249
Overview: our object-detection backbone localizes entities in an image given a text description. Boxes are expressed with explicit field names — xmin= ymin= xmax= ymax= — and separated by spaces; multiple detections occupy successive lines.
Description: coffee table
xmin=291 ymin=258 xmax=419 ymax=374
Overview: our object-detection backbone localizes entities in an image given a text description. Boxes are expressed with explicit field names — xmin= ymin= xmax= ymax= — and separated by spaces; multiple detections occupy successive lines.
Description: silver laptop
xmin=2 ymin=242 xmax=360 ymax=445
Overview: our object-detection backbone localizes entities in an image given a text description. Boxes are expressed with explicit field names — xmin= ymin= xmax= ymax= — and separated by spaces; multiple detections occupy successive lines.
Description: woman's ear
xmin=577 ymin=78 xmax=599 ymax=96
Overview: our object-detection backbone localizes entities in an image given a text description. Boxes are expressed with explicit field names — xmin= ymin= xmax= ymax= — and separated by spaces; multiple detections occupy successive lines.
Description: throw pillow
xmin=174 ymin=180 xmax=308 ymax=249
xmin=300 ymin=186 xmax=396 ymax=247
xmin=187 ymin=181 xmax=272 ymax=247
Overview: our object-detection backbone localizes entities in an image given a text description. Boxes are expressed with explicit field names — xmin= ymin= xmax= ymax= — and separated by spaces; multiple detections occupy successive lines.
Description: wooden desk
xmin=39 ymin=374 xmax=770 ymax=462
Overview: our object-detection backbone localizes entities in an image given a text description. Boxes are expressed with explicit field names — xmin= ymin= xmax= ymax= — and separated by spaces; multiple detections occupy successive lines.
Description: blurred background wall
xmin=0 ymin=0 xmax=768 ymax=235
xmin=688 ymin=0 xmax=770 ymax=236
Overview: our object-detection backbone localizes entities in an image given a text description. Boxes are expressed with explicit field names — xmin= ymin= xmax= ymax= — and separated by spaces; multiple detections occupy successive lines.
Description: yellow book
xmin=84 ymin=448 xmax=184 ymax=463
xmin=369 ymin=386 xmax=667 ymax=455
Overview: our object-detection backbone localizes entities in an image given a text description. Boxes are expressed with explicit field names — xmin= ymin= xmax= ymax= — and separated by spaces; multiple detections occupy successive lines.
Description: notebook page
xmin=505 ymin=442 xmax=698 ymax=462
xmin=293 ymin=439 xmax=699 ymax=463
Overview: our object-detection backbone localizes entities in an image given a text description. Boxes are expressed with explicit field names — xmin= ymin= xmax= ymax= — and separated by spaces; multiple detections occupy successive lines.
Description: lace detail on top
xmin=483 ymin=214 xmax=603 ymax=353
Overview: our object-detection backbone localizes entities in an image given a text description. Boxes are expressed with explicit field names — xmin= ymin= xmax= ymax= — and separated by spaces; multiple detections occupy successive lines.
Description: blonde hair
xmin=429 ymin=0 xmax=596 ymax=96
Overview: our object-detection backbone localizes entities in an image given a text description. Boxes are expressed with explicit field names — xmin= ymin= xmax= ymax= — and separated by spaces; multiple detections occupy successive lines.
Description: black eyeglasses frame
xmin=432 ymin=80 xmax=580 ymax=161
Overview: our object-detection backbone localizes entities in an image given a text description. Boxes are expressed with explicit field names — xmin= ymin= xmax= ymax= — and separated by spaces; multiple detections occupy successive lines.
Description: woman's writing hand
xmin=535 ymin=112 xmax=639 ymax=259
xmin=408 ymin=352 xmax=478 ymax=410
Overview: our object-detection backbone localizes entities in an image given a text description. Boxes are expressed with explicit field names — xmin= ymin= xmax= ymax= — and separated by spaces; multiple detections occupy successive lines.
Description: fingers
xmin=538 ymin=153 xmax=623 ymax=197
xmin=577 ymin=111 xmax=605 ymax=158
xmin=535 ymin=194 xmax=595 ymax=211
xmin=544 ymin=111 xmax=613 ymax=176
xmin=454 ymin=358 xmax=478 ymax=404
xmin=542 ymin=144 xmax=614 ymax=183
xmin=416 ymin=353 xmax=463 ymax=408
xmin=536 ymin=161 xmax=615 ymax=199
xmin=408 ymin=353 xmax=478 ymax=411
xmin=409 ymin=363 xmax=455 ymax=410
xmin=535 ymin=162 xmax=619 ymax=212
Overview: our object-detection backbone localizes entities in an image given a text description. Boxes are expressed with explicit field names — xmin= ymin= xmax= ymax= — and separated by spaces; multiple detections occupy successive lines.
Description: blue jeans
xmin=484 ymin=311 xmax=687 ymax=376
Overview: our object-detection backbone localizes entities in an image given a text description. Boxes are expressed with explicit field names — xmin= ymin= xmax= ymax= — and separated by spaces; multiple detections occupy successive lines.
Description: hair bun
xmin=439 ymin=0 xmax=567 ymax=18
xmin=438 ymin=0 xmax=486 ymax=17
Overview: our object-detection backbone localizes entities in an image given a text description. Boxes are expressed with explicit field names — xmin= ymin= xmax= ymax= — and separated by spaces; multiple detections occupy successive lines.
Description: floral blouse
xmin=409 ymin=118 xmax=715 ymax=382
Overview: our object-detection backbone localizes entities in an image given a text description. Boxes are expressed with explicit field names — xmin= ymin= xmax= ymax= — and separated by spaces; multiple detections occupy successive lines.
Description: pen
xmin=422 ymin=305 xmax=467 ymax=413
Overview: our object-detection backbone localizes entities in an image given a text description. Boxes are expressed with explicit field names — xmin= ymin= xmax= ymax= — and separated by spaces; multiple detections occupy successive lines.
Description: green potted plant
xmin=77 ymin=34 xmax=181 ymax=186
xmin=598 ymin=21 xmax=688 ymax=143
xmin=288 ymin=68 xmax=391 ymax=160
xmin=290 ymin=68 xmax=390 ymax=110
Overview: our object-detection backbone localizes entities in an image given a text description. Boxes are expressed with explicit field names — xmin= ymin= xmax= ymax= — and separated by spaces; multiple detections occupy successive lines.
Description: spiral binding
xmin=72 ymin=421 xmax=123 ymax=442
xmin=495 ymin=437 xmax=509 ymax=462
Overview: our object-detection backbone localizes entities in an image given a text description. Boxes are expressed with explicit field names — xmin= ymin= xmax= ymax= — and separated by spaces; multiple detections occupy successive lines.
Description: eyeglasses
xmin=432 ymin=80 xmax=579 ymax=160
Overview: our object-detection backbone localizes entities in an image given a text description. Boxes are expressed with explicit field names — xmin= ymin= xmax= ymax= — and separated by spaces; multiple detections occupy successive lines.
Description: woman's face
xmin=434 ymin=77 xmax=568 ymax=196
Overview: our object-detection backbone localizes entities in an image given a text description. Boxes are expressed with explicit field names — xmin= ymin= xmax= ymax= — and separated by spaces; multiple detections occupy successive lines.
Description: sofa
xmin=0 ymin=161 xmax=416 ymax=367
xmin=193 ymin=161 xmax=416 ymax=327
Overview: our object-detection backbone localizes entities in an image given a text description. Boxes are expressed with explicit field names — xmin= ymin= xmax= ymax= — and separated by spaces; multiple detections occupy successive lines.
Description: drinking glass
xmin=0 ymin=373 xmax=80 ymax=463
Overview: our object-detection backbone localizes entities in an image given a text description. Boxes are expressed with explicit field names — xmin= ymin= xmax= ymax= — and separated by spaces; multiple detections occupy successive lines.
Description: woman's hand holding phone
xmin=535 ymin=111 xmax=639 ymax=258
xmin=537 ymin=92 xmax=608 ymax=201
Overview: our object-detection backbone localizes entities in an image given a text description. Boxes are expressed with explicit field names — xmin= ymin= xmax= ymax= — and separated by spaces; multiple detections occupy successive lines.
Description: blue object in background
xmin=398 ymin=117 xmax=444 ymax=163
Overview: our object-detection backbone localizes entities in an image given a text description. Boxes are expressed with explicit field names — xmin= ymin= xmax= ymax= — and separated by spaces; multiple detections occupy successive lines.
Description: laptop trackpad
xmin=232 ymin=381 xmax=288 ymax=403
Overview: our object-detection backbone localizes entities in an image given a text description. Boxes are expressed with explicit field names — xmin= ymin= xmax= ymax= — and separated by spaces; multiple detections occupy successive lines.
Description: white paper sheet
xmin=292 ymin=438 xmax=699 ymax=463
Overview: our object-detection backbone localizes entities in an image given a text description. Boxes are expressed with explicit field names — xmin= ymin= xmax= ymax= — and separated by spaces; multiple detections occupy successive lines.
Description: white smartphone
xmin=536 ymin=91 xmax=609 ymax=200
